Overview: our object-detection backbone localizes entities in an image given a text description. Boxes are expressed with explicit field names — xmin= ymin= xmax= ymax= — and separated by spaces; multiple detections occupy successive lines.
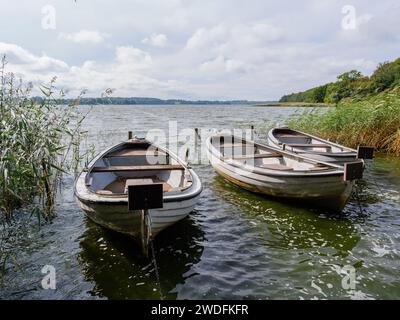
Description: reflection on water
xmin=212 ymin=175 xmax=361 ymax=254
xmin=78 ymin=216 xmax=204 ymax=300
xmin=1 ymin=105 xmax=400 ymax=300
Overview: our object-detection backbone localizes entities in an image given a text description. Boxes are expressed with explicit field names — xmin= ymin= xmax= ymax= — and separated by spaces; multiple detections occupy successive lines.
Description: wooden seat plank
xmin=287 ymin=143 xmax=331 ymax=148
xmin=259 ymin=163 xmax=293 ymax=171
xmin=276 ymin=134 xmax=308 ymax=138
xmin=107 ymin=149 xmax=167 ymax=157
xmin=91 ymin=164 xmax=184 ymax=172
xmin=221 ymin=143 xmax=251 ymax=148
xmin=224 ymin=152 xmax=282 ymax=160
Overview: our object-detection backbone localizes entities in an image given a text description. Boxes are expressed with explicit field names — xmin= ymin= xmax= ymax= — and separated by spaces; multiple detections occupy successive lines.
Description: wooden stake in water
xmin=194 ymin=128 xmax=199 ymax=163
xmin=128 ymin=131 xmax=133 ymax=140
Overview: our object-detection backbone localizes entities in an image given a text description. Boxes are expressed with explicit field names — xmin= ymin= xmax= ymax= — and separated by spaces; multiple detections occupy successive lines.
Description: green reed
xmin=287 ymin=88 xmax=400 ymax=156
xmin=0 ymin=56 xmax=90 ymax=222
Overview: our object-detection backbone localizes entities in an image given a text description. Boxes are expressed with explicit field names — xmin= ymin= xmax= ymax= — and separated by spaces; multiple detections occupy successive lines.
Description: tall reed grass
xmin=288 ymin=88 xmax=400 ymax=156
xmin=0 ymin=56 xmax=89 ymax=222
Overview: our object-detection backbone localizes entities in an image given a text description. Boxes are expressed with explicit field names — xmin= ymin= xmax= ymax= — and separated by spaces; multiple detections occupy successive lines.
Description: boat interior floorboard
xmin=98 ymin=176 xmax=174 ymax=195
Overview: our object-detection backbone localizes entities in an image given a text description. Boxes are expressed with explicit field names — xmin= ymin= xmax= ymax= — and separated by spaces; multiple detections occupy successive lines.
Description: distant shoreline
xmin=35 ymin=96 xmax=275 ymax=106
xmin=254 ymin=102 xmax=333 ymax=107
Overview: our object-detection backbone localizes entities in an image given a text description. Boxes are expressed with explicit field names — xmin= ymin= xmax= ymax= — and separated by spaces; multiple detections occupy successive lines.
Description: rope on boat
xmin=149 ymin=239 xmax=164 ymax=300
xmin=147 ymin=213 xmax=164 ymax=300
xmin=371 ymin=178 xmax=383 ymax=196
xmin=194 ymin=128 xmax=201 ymax=141
xmin=141 ymin=210 xmax=151 ymax=256
xmin=354 ymin=184 xmax=365 ymax=216
xmin=364 ymin=164 xmax=384 ymax=196
xmin=354 ymin=163 xmax=382 ymax=216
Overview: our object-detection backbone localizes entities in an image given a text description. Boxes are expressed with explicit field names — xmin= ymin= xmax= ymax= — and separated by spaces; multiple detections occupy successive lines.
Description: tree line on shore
xmin=280 ymin=57 xmax=400 ymax=103
xmin=38 ymin=97 xmax=272 ymax=105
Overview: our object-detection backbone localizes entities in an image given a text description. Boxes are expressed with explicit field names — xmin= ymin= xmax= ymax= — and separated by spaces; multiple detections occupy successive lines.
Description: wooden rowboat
xmin=267 ymin=127 xmax=372 ymax=165
xmin=74 ymin=137 xmax=202 ymax=250
xmin=206 ymin=134 xmax=363 ymax=212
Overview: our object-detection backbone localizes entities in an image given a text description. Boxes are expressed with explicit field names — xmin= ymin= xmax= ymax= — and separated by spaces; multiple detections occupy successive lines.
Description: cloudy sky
xmin=0 ymin=0 xmax=399 ymax=100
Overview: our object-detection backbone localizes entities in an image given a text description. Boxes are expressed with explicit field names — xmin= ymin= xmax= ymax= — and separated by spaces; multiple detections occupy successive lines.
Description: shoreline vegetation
xmin=0 ymin=56 xmax=89 ymax=223
xmin=282 ymin=57 xmax=400 ymax=156
xmin=254 ymin=102 xmax=333 ymax=107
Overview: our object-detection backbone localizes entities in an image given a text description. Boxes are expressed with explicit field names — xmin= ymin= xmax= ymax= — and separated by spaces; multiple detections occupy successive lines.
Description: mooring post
xmin=194 ymin=128 xmax=199 ymax=163
xmin=128 ymin=131 xmax=133 ymax=140
xmin=250 ymin=125 xmax=254 ymax=141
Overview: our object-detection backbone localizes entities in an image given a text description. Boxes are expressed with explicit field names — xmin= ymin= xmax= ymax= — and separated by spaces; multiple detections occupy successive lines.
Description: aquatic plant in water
xmin=287 ymin=88 xmax=400 ymax=156
xmin=0 ymin=55 xmax=90 ymax=222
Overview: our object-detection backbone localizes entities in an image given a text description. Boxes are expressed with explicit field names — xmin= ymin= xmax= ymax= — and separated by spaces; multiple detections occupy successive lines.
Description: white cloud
xmin=186 ymin=25 xmax=226 ymax=50
xmin=186 ymin=22 xmax=282 ymax=51
xmin=0 ymin=42 xmax=174 ymax=98
xmin=58 ymin=30 xmax=108 ymax=44
xmin=115 ymin=46 xmax=153 ymax=70
xmin=1 ymin=0 xmax=400 ymax=100
xmin=142 ymin=33 xmax=168 ymax=47
xmin=0 ymin=42 xmax=68 ymax=72
xmin=199 ymin=55 xmax=247 ymax=75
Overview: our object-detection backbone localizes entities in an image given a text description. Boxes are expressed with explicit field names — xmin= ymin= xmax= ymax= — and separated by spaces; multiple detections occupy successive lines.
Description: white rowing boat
xmin=74 ymin=137 xmax=202 ymax=248
xmin=268 ymin=127 xmax=364 ymax=164
xmin=206 ymin=134 xmax=363 ymax=212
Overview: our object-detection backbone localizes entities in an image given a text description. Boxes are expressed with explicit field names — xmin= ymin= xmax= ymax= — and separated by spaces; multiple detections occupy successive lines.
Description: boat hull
xmin=206 ymin=141 xmax=353 ymax=212
xmin=267 ymin=128 xmax=358 ymax=165
xmin=76 ymin=192 xmax=200 ymax=238
xmin=74 ymin=140 xmax=202 ymax=242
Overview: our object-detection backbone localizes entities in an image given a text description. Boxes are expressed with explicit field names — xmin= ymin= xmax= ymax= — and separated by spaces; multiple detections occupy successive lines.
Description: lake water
xmin=1 ymin=104 xmax=400 ymax=300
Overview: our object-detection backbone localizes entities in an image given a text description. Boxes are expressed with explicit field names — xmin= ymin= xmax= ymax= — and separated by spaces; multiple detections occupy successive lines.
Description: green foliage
xmin=327 ymin=71 xmax=366 ymax=103
xmin=370 ymin=59 xmax=400 ymax=92
xmin=280 ymin=84 xmax=329 ymax=103
xmin=336 ymin=70 xmax=363 ymax=82
xmin=280 ymin=57 xmax=400 ymax=103
xmin=0 ymin=56 xmax=89 ymax=221
xmin=288 ymin=88 xmax=400 ymax=156
xmin=310 ymin=85 xmax=327 ymax=103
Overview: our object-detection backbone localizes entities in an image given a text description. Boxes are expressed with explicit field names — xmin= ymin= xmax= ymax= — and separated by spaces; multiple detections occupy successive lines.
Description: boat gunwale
xmin=206 ymin=134 xmax=347 ymax=178
xmin=268 ymin=127 xmax=357 ymax=156
xmin=74 ymin=139 xmax=202 ymax=204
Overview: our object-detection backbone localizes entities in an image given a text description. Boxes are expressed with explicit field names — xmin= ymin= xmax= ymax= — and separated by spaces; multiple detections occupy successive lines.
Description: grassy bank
xmin=288 ymin=88 xmax=400 ymax=156
xmin=255 ymin=102 xmax=332 ymax=107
